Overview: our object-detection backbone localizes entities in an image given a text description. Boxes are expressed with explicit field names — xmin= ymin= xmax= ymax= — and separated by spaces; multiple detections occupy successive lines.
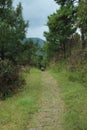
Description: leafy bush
xmin=0 ymin=60 xmax=21 ymax=99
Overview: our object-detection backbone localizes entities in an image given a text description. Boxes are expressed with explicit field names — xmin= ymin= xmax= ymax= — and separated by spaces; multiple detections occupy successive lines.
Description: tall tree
xmin=55 ymin=0 xmax=87 ymax=48
xmin=18 ymin=39 xmax=38 ymax=65
xmin=54 ymin=0 xmax=79 ymax=6
xmin=44 ymin=4 xmax=76 ymax=59
xmin=0 ymin=0 xmax=28 ymax=62
xmin=77 ymin=0 xmax=87 ymax=48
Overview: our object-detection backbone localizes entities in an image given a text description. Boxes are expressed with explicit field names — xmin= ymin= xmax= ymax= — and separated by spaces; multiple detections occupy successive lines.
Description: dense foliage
xmin=0 ymin=0 xmax=28 ymax=62
xmin=0 ymin=60 xmax=20 ymax=99
xmin=0 ymin=0 xmax=29 ymax=99
xmin=44 ymin=0 xmax=87 ymax=61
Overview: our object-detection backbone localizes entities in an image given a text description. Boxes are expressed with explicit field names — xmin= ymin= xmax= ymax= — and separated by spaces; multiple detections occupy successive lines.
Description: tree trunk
xmin=81 ymin=29 xmax=86 ymax=49
xmin=62 ymin=42 xmax=66 ymax=58
xmin=1 ymin=46 xmax=5 ymax=60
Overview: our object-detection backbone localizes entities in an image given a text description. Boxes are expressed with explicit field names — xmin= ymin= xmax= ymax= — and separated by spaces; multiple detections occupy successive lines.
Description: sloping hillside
xmin=22 ymin=37 xmax=45 ymax=48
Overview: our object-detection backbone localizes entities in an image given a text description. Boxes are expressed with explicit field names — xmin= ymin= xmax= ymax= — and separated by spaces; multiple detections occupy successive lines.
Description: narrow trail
xmin=27 ymin=71 xmax=64 ymax=130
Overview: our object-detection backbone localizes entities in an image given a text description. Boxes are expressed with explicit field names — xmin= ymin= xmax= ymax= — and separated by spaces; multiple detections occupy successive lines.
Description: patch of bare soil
xmin=27 ymin=71 xmax=64 ymax=130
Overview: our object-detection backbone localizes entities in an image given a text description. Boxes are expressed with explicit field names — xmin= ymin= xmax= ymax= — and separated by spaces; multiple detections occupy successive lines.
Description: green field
xmin=0 ymin=68 xmax=87 ymax=130
xmin=51 ymin=68 xmax=87 ymax=130
xmin=0 ymin=69 xmax=42 ymax=130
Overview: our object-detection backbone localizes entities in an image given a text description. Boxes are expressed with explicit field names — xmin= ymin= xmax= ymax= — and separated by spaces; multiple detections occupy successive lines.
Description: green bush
xmin=0 ymin=60 xmax=21 ymax=99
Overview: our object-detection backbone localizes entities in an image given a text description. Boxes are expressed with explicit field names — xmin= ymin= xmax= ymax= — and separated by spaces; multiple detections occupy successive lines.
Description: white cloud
xmin=13 ymin=0 xmax=58 ymax=39
xmin=26 ymin=25 xmax=48 ymax=40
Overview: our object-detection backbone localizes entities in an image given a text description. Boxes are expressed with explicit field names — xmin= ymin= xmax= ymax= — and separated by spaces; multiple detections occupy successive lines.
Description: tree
xmin=45 ymin=0 xmax=87 ymax=62
xmin=77 ymin=0 xmax=87 ymax=48
xmin=0 ymin=0 xmax=28 ymax=62
xmin=54 ymin=0 xmax=87 ymax=48
xmin=54 ymin=0 xmax=74 ymax=6
xmin=0 ymin=0 xmax=28 ymax=99
xmin=54 ymin=0 xmax=79 ymax=6
xmin=44 ymin=4 xmax=76 ymax=59
xmin=17 ymin=39 xmax=40 ymax=66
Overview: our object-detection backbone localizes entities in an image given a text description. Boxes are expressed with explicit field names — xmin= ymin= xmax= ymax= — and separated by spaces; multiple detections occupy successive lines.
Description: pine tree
xmin=55 ymin=0 xmax=87 ymax=48
xmin=44 ymin=3 xmax=76 ymax=59
xmin=0 ymin=0 xmax=28 ymax=62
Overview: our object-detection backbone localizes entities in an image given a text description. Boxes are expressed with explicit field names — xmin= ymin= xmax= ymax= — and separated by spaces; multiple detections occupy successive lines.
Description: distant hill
xmin=22 ymin=37 xmax=45 ymax=48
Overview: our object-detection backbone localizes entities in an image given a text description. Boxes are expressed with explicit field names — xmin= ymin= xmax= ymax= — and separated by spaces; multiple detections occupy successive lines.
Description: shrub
xmin=0 ymin=60 xmax=21 ymax=99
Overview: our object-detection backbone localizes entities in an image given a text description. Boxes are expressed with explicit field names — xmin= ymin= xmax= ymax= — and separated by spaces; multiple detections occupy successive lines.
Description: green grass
xmin=0 ymin=66 xmax=87 ymax=130
xmin=0 ymin=68 xmax=42 ymax=130
xmin=50 ymin=68 xmax=87 ymax=130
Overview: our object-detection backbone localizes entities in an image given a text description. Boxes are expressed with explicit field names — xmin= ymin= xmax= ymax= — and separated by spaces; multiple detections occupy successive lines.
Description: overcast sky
xmin=13 ymin=0 xmax=58 ymax=40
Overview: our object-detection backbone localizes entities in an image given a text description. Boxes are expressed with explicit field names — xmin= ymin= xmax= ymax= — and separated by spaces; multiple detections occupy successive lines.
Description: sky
xmin=13 ymin=0 xmax=58 ymax=40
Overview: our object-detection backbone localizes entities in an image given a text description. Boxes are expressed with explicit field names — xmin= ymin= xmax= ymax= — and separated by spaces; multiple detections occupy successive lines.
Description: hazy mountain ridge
xmin=22 ymin=37 xmax=45 ymax=47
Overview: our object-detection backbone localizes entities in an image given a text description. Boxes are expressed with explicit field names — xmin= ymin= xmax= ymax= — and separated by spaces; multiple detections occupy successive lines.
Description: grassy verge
xmin=50 ymin=67 xmax=87 ymax=130
xmin=0 ymin=68 xmax=42 ymax=130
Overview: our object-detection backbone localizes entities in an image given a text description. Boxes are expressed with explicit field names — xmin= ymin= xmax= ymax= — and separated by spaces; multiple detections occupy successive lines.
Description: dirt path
xmin=27 ymin=71 xmax=64 ymax=130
